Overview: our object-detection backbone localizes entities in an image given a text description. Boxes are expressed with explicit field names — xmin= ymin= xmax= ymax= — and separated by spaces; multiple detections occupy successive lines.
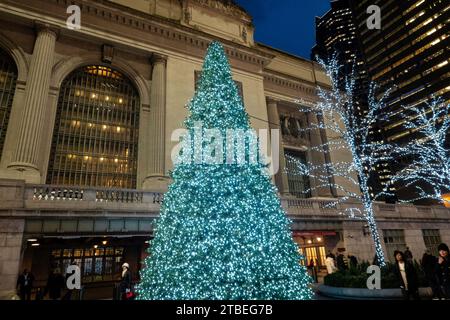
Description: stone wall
xmin=0 ymin=219 xmax=25 ymax=299
xmin=342 ymin=221 xmax=378 ymax=263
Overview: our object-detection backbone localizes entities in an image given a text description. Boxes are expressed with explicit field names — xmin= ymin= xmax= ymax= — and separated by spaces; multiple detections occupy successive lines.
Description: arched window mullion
xmin=106 ymin=75 xmax=113 ymax=188
xmin=86 ymin=70 xmax=96 ymax=187
xmin=96 ymin=76 xmax=104 ymax=187
xmin=68 ymin=72 xmax=82 ymax=186
xmin=0 ymin=48 xmax=18 ymax=162
xmin=117 ymin=74 xmax=126 ymax=188
xmin=118 ymin=67 xmax=127 ymax=188
xmin=81 ymin=71 xmax=89 ymax=186
xmin=62 ymin=75 xmax=76 ymax=185
xmin=128 ymin=79 xmax=138 ymax=188
xmin=67 ymin=73 xmax=81 ymax=185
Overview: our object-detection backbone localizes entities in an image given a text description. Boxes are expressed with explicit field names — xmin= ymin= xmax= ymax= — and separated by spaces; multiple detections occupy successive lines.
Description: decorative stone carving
xmin=191 ymin=0 xmax=252 ymax=22
xmin=183 ymin=8 xmax=191 ymax=23
xmin=102 ymin=44 xmax=114 ymax=64
xmin=279 ymin=113 xmax=310 ymax=148
xmin=242 ymin=27 xmax=247 ymax=42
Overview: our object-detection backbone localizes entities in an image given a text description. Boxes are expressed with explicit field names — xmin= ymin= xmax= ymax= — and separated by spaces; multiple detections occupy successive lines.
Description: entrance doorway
xmin=300 ymin=246 xmax=326 ymax=267
xmin=21 ymin=235 xmax=150 ymax=300
xmin=293 ymin=230 xmax=338 ymax=268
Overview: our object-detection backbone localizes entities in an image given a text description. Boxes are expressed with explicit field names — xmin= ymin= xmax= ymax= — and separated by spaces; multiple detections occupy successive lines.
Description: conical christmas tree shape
xmin=136 ymin=41 xmax=313 ymax=300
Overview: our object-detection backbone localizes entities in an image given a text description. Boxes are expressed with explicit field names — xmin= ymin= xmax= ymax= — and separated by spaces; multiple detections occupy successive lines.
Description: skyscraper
xmin=312 ymin=0 xmax=368 ymax=94
xmin=312 ymin=0 xmax=389 ymax=199
xmin=350 ymin=0 xmax=450 ymax=202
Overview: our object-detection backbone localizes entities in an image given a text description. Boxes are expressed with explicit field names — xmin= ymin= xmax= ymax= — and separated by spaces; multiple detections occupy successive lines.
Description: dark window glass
xmin=422 ymin=229 xmax=441 ymax=255
xmin=284 ymin=149 xmax=311 ymax=198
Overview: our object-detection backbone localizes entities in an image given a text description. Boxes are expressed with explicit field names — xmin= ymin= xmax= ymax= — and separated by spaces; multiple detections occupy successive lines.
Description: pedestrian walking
xmin=326 ymin=250 xmax=335 ymax=260
xmin=404 ymin=247 xmax=413 ymax=262
xmin=393 ymin=250 xmax=420 ymax=300
xmin=435 ymin=243 xmax=450 ymax=299
xmin=336 ymin=251 xmax=348 ymax=271
xmin=421 ymin=249 xmax=441 ymax=300
xmin=348 ymin=254 xmax=358 ymax=269
xmin=120 ymin=262 xmax=134 ymax=300
xmin=16 ymin=269 xmax=34 ymax=301
xmin=325 ymin=255 xmax=337 ymax=274
xmin=45 ymin=268 xmax=65 ymax=300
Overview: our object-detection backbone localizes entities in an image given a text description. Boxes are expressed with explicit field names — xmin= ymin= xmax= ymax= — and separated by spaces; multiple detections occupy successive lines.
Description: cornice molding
xmin=264 ymin=72 xmax=318 ymax=97
xmin=4 ymin=0 xmax=271 ymax=68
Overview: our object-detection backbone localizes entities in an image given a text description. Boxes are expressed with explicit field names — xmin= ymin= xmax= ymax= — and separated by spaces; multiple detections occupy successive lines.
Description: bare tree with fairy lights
xmin=286 ymin=56 xmax=395 ymax=267
xmin=391 ymin=98 xmax=450 ymax=206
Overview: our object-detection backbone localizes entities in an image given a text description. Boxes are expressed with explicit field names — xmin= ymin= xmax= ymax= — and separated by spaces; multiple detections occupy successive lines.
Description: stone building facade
xmin=0 ymin=0 xmax=449 ymax=299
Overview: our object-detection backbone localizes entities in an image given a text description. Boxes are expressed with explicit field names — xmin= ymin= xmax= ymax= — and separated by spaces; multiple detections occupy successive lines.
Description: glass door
xmin=303 ymin=246 xmax=326 ymax=267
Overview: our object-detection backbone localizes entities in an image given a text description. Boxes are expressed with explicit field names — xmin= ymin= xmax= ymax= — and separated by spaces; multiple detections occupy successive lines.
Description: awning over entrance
xmin=293 ymin=231 xmax=337 ymax=237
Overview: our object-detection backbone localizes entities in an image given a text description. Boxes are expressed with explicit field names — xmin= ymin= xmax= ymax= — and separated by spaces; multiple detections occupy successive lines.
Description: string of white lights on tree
xmin=391 ymin=98 xmax=450 ymax=205
xmin=286 ymin=55 xmax=396 ymax=267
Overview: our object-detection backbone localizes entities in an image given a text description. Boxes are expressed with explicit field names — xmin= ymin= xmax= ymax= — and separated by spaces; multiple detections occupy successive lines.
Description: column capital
xmin=34 ymin=21 xmax=60 ymax=39
xmin=150 ymin=53 xmax=168 ymax=65
xmin=266 ymin=96 xmax=279 ymax=106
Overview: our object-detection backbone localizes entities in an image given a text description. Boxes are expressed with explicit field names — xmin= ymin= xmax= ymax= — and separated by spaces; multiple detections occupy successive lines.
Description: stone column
xmin=266 ymin=98 xmax=289 ymax=195
xmin=7 ymin=23 xmax=58 ymax=183
xmin=143 ymin=54 xmax=168 ymax=192
xmin=308 ymin=111 xmax=334 ymax=197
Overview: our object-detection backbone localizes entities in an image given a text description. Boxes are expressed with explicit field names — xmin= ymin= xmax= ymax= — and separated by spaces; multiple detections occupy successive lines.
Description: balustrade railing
xmin=11 ymin=183 xmax=450 ymax=220
xmin=27 ymin=184 xmax=163 ymax=205
xmin=31 ymin=185 xmax=84 ymax=201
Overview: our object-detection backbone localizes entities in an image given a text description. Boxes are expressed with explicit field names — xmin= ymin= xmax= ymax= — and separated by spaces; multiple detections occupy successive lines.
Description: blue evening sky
xmin=235 ymin=0 xmax=331 ymax=59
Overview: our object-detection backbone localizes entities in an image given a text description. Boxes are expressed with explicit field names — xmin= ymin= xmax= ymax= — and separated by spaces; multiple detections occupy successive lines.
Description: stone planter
xmin=317 ymin=284 xmax=433 ymax=300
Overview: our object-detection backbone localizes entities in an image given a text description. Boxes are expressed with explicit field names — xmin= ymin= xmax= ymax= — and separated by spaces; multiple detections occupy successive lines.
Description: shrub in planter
xmin=324 ymin=260 xmax=428 ymax=289
xmin=324 ymin=271 xmax=367 ymax=288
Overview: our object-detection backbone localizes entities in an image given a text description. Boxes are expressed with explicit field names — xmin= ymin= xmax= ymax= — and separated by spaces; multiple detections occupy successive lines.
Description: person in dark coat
xmin=393 ymin=250 xmax=420 ymax=300
xmin=336 ymin=252 xmax=348 ymax=271
xmin=120 ymin=262 xmax=133 ymax=300
xmin=435 ymin=243 xmax=450 ymax=299
xmin=421 ymin=249 xmax=441 ymax=299
xmin=16 ymin=269 xmax=34 ymax=301
xmin=307 ymin=259 xmax=317 ymax=283
xmin=348 ymin=254 xmax=358 ymax=269
xmin=404 ymin=247 xmax=413 ymax=262
xmin=45 ymin=268 xmax=66 ymax=300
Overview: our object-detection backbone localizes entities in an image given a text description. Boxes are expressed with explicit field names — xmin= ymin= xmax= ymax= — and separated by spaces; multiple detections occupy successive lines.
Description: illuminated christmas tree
xmin=136 ymin=41 xmax=313 ymax=300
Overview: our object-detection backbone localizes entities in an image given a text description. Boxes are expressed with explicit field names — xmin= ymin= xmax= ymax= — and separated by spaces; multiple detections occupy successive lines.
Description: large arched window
xmin=47 ymin=65 xmax=140 ymax=188
xmin=0 ymin=48 xmax=18 ymax=161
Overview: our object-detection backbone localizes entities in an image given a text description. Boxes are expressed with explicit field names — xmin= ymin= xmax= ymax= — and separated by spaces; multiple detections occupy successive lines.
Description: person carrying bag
xmin=120 ymin=263 xmax=135 ymax=300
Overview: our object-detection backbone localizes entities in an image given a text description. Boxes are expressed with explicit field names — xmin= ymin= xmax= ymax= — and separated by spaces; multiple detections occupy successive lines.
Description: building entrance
xmin=300 ymin=246 xmax=326 ymax=267
xmin=20 ymin=235 xmax=150 ymax=300
xmin=293 ymin=230 xmax=339 ymax=268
